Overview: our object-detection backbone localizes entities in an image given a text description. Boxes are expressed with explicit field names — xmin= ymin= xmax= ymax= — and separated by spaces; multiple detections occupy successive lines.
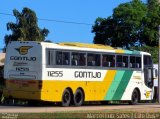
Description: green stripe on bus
xmin=112 ymin=70 xmax=133 ymax=100
xmin=104 ymin=70 xmax=125 ymax=100
xmin=125 ymin=50 xmax=140 ymax=55
xmin=132 ymin=50 xmax=140 ymax=54
xmin=124 ymin=50 xmax=133 ymax=54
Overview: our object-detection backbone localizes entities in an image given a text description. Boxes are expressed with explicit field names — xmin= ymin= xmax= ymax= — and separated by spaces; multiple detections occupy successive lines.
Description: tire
xmin=73 ymin=89 xmax=84 ymax=106
xmin=4 ymin=98 xmax=14 ymax=105
xmin=62 ymin=89 xmax=71 ymax=107
xmin=129 ymin=89 xmax=139 ymax=105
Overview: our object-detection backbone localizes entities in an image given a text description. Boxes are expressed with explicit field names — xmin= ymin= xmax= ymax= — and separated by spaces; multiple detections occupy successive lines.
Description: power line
xmin=38 ymin=18 xmax=92 ymax=26
xmin=0 ymin=12 xmax=93 ymax=26
xmin=0 ymin=12 xmax=132 ymax=28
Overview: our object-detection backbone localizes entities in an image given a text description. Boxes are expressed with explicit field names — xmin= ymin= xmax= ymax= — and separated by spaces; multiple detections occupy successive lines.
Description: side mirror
xmin=153 ymin=68 xmax=158 ymax=79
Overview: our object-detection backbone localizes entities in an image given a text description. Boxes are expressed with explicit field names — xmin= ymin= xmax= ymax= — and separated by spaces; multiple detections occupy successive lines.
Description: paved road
xmin=0 ymin=103 xmax=160 ymax=113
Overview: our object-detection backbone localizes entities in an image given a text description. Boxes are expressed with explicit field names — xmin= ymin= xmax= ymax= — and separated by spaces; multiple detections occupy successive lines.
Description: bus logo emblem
xmin=15 ymin=46 xmax=32 ymax=55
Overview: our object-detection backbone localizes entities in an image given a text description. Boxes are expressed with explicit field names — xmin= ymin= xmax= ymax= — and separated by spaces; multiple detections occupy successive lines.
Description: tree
xmin=143 ymin=0 xmax=160 ymax=46
xmin=4 ymin=7 xmax=49 ymax=46
xmin=92 ymin=0 xmax=160 ymax=49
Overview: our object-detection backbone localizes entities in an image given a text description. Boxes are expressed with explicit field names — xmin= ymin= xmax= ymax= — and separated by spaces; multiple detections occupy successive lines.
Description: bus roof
xmin=57 ymin=42 xmax=150 ymax=55
xmin=59 ymin=42 xmax=114 ymax=50
xmin=7 ymin=41 xmax=151 ymax=55
xmin=40 ymin=42 xmax=150 ymax=55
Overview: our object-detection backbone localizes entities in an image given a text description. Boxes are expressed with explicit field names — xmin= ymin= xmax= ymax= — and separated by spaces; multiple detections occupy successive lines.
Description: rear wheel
xmin=3 ymin=98 xmax=14 ymax=105
xmin=129 ymin=89 xmax=139 ymax=105
xmin=73 ymin=89 xmax=84 ymax=106
xmin=62 ymin=89 xmax=71 ymax=107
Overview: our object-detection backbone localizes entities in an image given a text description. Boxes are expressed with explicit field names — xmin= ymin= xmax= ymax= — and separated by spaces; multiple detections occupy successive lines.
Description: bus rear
xmin=3 ymin=41 xmax=42 ymax=100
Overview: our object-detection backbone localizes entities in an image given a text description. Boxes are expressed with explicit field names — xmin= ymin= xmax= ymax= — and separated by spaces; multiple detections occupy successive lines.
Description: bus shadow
xmin=0 ymin=100 xmax=146 ymax=107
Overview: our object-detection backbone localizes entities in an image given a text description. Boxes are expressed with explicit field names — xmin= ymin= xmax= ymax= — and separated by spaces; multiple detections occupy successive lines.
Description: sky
xmin=0 ymin=0 xmax=146 ymax=50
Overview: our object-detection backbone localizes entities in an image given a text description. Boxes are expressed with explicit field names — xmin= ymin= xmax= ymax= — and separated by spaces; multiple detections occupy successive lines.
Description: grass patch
xmin=1 ymin=110 xmax=160 ymax=119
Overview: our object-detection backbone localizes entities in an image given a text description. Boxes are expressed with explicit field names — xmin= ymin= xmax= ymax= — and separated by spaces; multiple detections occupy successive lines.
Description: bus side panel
xmin=40 ymin=69 xmax=117 ymax=102
xmin=40 ymin=69 xmax=146 ymax=102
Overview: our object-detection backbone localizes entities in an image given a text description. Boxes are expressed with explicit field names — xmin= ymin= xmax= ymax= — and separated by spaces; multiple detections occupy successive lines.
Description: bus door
xmin=144 ymin=67 xmax=153 ymax=88
xmin=143 ymin=55 xmax=154 ymax=99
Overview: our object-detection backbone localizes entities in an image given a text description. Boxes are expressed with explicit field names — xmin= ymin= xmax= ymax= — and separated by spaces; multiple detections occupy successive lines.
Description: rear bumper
xmin=3 ymin=88 xmax=62 ymax=102
xmin=3 ymin=88 xmax=43 ymax=101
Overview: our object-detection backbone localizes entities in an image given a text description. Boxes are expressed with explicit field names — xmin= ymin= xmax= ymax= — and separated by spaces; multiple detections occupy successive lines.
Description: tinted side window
xmin=116 ymin=55 xmax=128 ymax=68
xmin=144 ymin=55 xmax=152 ymax=67
xmin=130 ymin=56 xmax=141 ymax=68
xmin=116 ymin=55 xmax=123 ymax=67
xmin=87 ymin=53 xmax=101 ymax=66
xmin=56 ymin=51 xmax=70 ymax=65
xmin=48 ymin=50 xmax=54 ymax=65
xmin=136 ymin=57 xmax=141 ymax=68
xmin=62 ymin=52 xmax=70 ymax=65
xmin=71 ymin=52 xmax=86 ymax=66
xmin=130 ymin=56 xmax=136 ymax=68
xmin=123 ymin=56 xmax=128 ymax=68
xmin=56 ymin=51 xmax=62 ymax=65
xmin=102 ymin=54 xmax=115 ymax=67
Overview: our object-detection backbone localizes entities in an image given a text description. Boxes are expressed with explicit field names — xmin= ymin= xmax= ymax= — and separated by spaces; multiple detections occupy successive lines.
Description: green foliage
xmin=92 ymin=0 xmax=160 ymax=49
xmin=132 ymin=45 xmax=158 ymax=63
xmin=4 ymin=7 xmax=49 ymax=46
xmin=143 ymin=0 xmax=160 ymax=46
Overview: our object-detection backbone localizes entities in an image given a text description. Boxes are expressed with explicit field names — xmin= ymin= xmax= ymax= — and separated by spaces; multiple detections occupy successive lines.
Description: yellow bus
xmin=3 ymin=41 xmax=157 ymax=106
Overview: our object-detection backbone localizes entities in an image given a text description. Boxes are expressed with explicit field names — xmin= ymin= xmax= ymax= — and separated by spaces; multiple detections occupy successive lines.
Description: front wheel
xmin=73 ymin=89 xmax=84 ymax=106
xmin=129 ymin=89 xmax=139 ymax=105
xmin=62 ymin=89 xmax=71 ymax=107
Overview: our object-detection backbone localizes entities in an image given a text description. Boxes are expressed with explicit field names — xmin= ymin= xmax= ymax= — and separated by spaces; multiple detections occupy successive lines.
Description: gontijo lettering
xmin=74 ymin=71 xmax=101 ymax=78
xmin=10 ymin=56 xmax=36 ymax=61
